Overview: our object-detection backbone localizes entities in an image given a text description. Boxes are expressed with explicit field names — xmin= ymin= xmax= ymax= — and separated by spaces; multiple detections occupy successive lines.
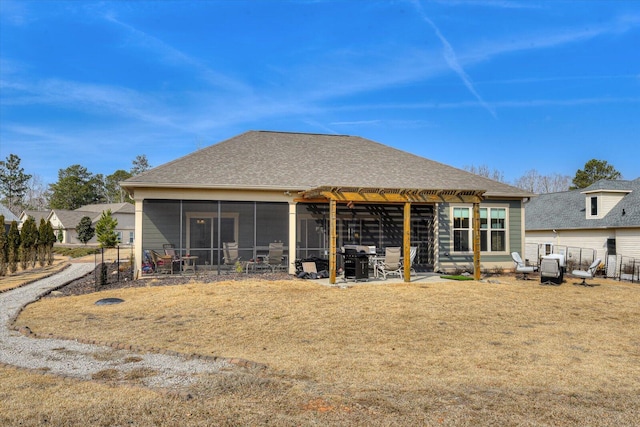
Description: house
xmin=121 ymin=130 xmax=533 ymax=282
xmin=1 ymin=203 xmax=19 ymax=234
xmin=48 ymin=203 xmax=135 ymax=245
xmin=18 ymin=210 xmax=50 ymax=230
xmin=525 ymin=178 xmax=640 ymax=279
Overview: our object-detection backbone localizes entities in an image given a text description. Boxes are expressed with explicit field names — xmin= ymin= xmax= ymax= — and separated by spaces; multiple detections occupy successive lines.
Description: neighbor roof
xmin=1 ymin=204 xmax=19 ymax=223
xmin=123 ymin=131 xmax=530 ymax=198
xmin=525 ymin=178 xmax=640 ymax=230
xmin=76 ymin=203 xmax=134 ymax=214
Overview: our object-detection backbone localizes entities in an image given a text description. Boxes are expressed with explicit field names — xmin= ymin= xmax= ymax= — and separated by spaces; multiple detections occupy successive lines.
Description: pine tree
xmin=45 ymin=221 xmax=56 ymax=265
xmin=19 ymin=217 xmax=38 ymax=270
xmin=95 ymin=209 xmax=119 ymax=248
xmin=7 ymin=221 xmax=20 ymax=274
xmin=0 ymin=215 xmax=7 ymax=276
xmin=37 ymin=219 xmax=48 ymax=267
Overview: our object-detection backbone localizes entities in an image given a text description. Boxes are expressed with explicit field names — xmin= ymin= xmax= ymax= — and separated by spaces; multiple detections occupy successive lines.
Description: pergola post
xmin=473 ymin=201 xmax=481 ymax=280
xmin=329 ymin=198 xmax=337 ymax=284
xmin=403 ymin=201 xmax=411 ymax=282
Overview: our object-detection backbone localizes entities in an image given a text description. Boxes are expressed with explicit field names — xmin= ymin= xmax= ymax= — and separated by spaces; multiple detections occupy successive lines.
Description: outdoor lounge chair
xmin=151 ymin=250 xmax=173 ymax=274
xmin=163 ymin=243 xmax=182 ymax=273
xmin=572 ymin=258 xmax=601 ymax=286
xmin=377 ymin=246 xmax=402 ymax=280
xmin=266 ymin=242 xmax=285 ymax=272
xmin=511 ymin=251 xmax=538 ymax=280
xmin=399 ymin=246 xmax=418 ymax=276
xmin=223 ymin=242 xmax=241 ymax=270
xmin=540 ymin=257 xmax=562 ymax=285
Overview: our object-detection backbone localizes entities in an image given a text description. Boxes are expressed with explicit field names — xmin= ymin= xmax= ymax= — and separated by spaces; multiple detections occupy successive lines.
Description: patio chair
xmin=572 ymin=259 xmax=601 ymax=286
xmin=540 ymin=257 xmax=561 ymax=285
xmin=266 ymin=242 xmax=285 ymax=272
xmin=511 ymin=251 xmax=538 ymax=280
xmin=399 ymin=246 xmax=418 ymax=276
xmin=377 ymin=246 xmax=402 ymax=280
xmin=163 ymin=243 xmax=182 ymax=273
xmin=151 ymin=250 xmax=173 ymax=274
xmin=223 ymin=242 xmax=241 ymax=270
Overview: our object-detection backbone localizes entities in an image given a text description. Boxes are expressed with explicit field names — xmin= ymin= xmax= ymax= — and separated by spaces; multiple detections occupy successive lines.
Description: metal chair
xmin=377 ymin=247 xmax=402 ymax=280
xmin=511 ymin=251 xmax=538 ymax=280
xmin=572 ymin=259 xmax=601 ymax=286
xmin=266 ymin=242 xmax=285 ymax=272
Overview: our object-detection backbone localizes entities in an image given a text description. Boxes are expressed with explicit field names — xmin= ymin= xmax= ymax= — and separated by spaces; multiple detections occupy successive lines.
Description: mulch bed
xmin=47 ymin=262 xmax=295 ymax=298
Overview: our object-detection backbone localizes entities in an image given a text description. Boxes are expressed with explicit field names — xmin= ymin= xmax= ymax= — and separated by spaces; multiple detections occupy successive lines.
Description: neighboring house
xmin=525 ymin=178 xmax=640 ymax=278
xmin=1 ymin=203 xmax=19 ymax=234
xmin=48 ymin=203 xmax=135 ymax=245
xmin=18 ymin=210 xmax=50 ymax=230
xmin=122 ymin=131 xmax=533 ymax=281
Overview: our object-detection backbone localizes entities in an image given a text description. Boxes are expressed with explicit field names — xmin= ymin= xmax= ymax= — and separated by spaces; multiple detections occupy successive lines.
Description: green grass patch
xmin=440 ymin=275 xmax=475 ymax=281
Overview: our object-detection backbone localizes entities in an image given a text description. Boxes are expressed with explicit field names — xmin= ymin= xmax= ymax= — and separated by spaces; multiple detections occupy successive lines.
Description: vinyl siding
xmin=615 ymin=228 xmax=640 ymax=259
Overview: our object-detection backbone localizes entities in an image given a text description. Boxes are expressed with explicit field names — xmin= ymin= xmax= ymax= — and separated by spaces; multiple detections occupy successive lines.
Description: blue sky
xmin=1 ymin=0 xmax=639 ymax=186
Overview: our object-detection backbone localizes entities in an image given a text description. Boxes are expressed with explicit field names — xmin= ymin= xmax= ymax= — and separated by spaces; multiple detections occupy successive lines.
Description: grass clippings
xmin=8 ymin=275 xmax=640 ymax=425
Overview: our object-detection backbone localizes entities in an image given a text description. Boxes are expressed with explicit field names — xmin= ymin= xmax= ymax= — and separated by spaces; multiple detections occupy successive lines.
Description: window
xmin=453 ymin=207 xmax=470 ymax=252
xmin=454 ymin=206 xmax=507 ymax=253
xmin=590 ymin=196 xmax=598 ymax=216
xmin=129 ymin=232 xmax=134 ymax=244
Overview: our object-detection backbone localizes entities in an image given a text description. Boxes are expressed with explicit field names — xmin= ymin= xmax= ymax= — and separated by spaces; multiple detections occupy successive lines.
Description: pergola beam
xmin=301 ymin=187 xmax=484 ymax=204
xmin=300 ymin=186 xmax=486 ymax=284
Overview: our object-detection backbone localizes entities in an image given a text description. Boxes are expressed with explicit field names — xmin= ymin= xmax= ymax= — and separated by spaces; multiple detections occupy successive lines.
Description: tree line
xmin=1 ymin=154 xmax=625 ymax=216
xmin=464 ymin=158 xmax=622 ymax=193
xmin=0 ymin=215 xmax=56 ymax=276
xmin=0 ymin=154 xmax=151 ymax=214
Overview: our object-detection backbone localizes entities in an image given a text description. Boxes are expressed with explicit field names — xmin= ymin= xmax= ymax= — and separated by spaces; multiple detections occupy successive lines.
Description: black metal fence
xmin=94 ymin=246 xmax=134 ymax=288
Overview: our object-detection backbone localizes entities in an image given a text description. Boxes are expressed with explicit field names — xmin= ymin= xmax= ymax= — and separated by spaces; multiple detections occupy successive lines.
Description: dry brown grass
xmin=7 ymin=275 xmax=640 ymax=425
xmin=0 ymin=256 xmax=68 ymax=293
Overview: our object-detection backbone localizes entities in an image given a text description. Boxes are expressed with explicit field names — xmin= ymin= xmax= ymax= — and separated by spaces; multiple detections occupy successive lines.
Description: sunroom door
xmin=186 ymin=213 xmax=238 ymax=267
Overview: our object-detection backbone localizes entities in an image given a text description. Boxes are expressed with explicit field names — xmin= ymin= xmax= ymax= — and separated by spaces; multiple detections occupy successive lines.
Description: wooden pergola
xmin=299 ymin=186 xmax=486 ymax=284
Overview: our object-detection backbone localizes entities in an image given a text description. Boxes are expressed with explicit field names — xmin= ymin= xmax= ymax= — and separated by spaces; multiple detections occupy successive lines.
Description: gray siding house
xmin=48 ymin=203 xmax=135 ymax=245
xmin=525 ymin=178 xmax=640 ymax=278
xmin=122 ymin=131 xmax=532 ymax=281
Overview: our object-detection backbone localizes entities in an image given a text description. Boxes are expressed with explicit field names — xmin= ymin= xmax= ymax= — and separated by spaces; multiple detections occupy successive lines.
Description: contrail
xmin=412 ymin=1 xmax=497 ymax=118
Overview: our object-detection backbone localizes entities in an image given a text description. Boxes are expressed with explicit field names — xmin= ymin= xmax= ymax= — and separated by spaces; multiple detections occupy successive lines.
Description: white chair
xmin=511 ymin=251 xmax=538 ymax=280
xmin=266 ymin=242 xmax=285 ymax=272
xmin=377 ymin=247 xmax=402 ymax=280
xmin=540 ymin=257 xmax=561 ymax=285
xmin=572 ymin=259 xmax=601 ymax=286
xmin=399 ymin=246 xmax=418 ymax=276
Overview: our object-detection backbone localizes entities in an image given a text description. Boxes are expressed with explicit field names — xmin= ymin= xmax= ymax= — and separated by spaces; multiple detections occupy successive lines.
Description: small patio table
xmin=181 ymin=255 xmax=198 ymax=274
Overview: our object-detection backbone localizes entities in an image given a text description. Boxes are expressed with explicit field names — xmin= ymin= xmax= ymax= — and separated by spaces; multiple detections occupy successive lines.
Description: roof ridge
xmin=255 ymin=130 xmax=352 ymax=137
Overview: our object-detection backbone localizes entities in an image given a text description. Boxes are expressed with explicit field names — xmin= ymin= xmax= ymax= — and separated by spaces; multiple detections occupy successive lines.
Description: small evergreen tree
xmin=7 ymin=221 xmax=20 ymax=274
xmin=37 ymin=218 xmax=48 ymax=267
xmin=19 ymin=217 xmax=38 ymax=270
xmin=57 ymin=225 xmax=64 ymax=243
xmin=76 ymin=216 xmax=95 ymax=245
xmin=45 ymin=221 xmax=56 ymax=265
xmin=95 ymin=209 xmax=119 ymax=248
xmin=0 ymin=215 xmax=7 ymax=276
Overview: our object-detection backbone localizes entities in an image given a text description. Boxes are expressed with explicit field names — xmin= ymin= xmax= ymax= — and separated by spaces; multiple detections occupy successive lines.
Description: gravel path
xmin=0 ymin=262 xmax=232 ymax=389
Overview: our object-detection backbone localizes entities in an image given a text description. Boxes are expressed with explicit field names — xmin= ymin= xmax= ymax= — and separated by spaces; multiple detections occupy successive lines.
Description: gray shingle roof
xmin=50 ymin=210 xmax=96 ymax=228
xmin=76 ymin=203 xmax=134 ymax=214
xmin=1 ymin=204 xmax=19 ymax=223
xmin=123 ymin=131 xmax=530 ymax=198
xmin=20 ymin=210 xmax=50 ymax=224
xmin=525 ymin=178 xmax=640 ymax=230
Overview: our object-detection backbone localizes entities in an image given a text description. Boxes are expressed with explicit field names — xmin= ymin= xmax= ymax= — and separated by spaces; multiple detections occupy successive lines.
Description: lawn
xmin=5 ymin=275 xmax=640 ymax=426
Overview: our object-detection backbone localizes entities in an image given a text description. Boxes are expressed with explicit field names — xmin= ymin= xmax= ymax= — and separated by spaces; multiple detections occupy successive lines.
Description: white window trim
xmin=449 ymin=204 xmax=510 ymax=255
xmin=587 ymin=195 xmax=600 ymax=219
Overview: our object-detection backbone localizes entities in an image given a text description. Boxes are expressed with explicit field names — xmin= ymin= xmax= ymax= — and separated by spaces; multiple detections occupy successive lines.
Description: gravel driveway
xmin=0 ymin=262 xmax=232 ymax=389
